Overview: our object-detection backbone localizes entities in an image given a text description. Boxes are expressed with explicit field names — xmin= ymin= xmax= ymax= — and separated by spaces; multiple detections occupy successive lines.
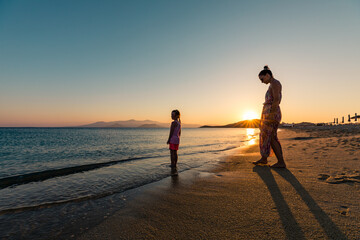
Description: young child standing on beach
xmin=167 ymin=110 xmax=181 ymax=168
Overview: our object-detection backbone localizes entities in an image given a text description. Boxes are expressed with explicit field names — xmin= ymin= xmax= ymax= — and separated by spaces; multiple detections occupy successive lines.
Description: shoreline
xmin=78 ymin=127 xmax=360 ymax=239
xmin=0 ymin=151 xmax=235 ymax=240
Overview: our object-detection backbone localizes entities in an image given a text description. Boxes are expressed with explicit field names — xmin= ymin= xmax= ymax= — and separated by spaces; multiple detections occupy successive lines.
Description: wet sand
xmin=78 ymin=126 xmax=360 ymax=240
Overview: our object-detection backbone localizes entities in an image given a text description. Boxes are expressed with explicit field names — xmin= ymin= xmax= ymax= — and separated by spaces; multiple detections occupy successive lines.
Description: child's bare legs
xmin=170 ymin=149 xmax=178 ymax=167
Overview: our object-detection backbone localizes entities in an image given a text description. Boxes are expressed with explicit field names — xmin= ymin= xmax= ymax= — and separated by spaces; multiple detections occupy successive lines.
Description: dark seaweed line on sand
xmin=0 ymin=157 xmax=148 ymax=190
xmin=291 ymin=137 xmax=317 ymax=140
xmin=0 ymin=165 xmax=199 ymax=216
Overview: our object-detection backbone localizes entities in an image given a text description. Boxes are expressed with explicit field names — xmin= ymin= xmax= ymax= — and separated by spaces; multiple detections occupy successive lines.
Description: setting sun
xmin=242 ymin=111 xmax=258 ymax=121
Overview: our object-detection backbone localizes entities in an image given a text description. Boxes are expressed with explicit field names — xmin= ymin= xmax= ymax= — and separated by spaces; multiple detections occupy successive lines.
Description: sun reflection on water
xmin=246 ymin=128 xmax=257 ymax=145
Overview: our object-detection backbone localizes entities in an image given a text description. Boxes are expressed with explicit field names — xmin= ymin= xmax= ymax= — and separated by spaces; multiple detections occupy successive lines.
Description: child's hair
xmin=172 ymin=109 xmax=181 ymax=122
xmin=258 ymin=65 xmax=273 ymax=77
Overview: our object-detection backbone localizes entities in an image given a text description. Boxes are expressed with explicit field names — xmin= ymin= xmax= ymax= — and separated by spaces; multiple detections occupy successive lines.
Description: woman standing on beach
xmin=167 ymin=110 xmax=181 ymax=169
xmin=253 ymin=66 xmax=286 ymax=168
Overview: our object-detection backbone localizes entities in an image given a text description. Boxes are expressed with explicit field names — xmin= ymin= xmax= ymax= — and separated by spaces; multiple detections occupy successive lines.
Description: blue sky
xmin=1 ymin=0 xmax=359 ymax=126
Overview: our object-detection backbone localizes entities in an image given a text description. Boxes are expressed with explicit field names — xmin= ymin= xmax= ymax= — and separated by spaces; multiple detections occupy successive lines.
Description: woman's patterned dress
xmin=260 ymin=84 xmax=282 ymax=157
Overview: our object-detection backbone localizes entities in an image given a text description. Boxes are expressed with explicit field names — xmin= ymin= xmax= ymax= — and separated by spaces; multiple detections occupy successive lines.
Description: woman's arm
xmin=270 ymin=81 xmax=281 ymax=114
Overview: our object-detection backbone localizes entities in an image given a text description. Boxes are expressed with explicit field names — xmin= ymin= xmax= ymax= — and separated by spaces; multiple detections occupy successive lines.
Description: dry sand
xmin=78 ymin=126 xmax=360 ymax=240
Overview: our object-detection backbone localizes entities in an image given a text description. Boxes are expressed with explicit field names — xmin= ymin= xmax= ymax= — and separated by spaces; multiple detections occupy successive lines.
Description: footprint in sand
xmin=349 ymin=174 xmax=360 ymax=179
xmin=318 ymin=174 xmax=330 ymax=180
xmin=337 ymin=206 xmax=350 ymax=216
xmin=326 ymin=174 xmax=360 ymax=184
xmin=346 ymin=149 xmax=355 ymax=152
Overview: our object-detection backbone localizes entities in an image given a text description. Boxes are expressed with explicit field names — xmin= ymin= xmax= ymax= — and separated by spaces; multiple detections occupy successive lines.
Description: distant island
xmin=200 ymin=120 xmax=342 ymax=129
xmin=75 ymin=119 xmax=334 ymax=129
xmin=76 ymin=119 xmax=200 ymax=128
xmin=201 ymin=119 xmax=261 ymax=128
xmin=137 ymin=124 xmax=163 ymax=128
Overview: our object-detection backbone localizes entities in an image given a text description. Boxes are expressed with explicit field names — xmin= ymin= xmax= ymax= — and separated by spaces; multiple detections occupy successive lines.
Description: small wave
xmin=0 ymin=157 xmax=150 ymax=189
xmin=181 ymin=141 xmax=245 ymax=149
xmin=0 ymin=145 xmax=238 ymax=190
xmin=0 ymin=180 xmax=151 ymax=215
xmin=0 ymin=167 xmax=189 ymax=215
xmin=182 ymin=143 xmax=220 ymax=148
xmin=197 ymin=145 xmax=238 ymax=154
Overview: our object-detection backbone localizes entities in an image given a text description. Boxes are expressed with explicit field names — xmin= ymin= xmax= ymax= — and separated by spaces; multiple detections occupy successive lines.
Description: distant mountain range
xmin=200 ymin=119 xmax=261 ymax=128
xmin=77 ymin=119 xmax=200 ymax=128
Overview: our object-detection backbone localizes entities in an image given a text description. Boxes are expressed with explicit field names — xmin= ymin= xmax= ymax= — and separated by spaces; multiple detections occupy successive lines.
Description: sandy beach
xmin=78 ymin=125 xmax=360 ymax=240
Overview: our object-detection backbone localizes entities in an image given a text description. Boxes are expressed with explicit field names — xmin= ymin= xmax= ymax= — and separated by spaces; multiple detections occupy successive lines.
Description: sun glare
xmin=242 ymin=111 xmax=258 ymax=121
xmin=246 ymin=128 xmax=256 ymax=145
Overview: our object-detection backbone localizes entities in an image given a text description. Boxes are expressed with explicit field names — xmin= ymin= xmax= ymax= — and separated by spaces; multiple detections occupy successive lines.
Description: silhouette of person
xmin=253 ymin=65 xmax=286 ymax=168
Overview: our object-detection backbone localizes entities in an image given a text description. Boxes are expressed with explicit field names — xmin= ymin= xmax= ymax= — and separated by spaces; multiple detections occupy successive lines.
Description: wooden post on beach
xmin=334 ymin=118 xmax=336 ymax=124
xmin=342 ymin=116 xmax=344 ymax=124
xmin=336 ymin=118 xmax=338 ymax=124
xmin=348 ymin=114 xmax=351 ymax=123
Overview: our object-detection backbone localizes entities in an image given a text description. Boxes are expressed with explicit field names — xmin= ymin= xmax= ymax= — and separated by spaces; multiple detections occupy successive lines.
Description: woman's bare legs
xmin=269 ymin=135 xmax=286 ymax=168
xmin=252 ymin=157 xmax=268 ymax=165
xmin=253 ymin=132 xmax=286 ymax=167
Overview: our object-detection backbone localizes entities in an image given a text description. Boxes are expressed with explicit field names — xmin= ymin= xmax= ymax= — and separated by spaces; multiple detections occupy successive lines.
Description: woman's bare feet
xmin=270 ymin=162 xmax=286 ymax=168
xmin=252 ymin=158 xmax=268 ymax=165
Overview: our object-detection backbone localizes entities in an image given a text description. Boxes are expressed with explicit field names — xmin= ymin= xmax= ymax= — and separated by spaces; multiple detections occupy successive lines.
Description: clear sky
xmin=1 ymin=0 xmax=359 ymax=127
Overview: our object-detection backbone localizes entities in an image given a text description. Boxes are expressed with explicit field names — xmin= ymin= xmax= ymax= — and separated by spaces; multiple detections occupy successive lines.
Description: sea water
xmin=0 ymin=127 xmax=258 ymax=239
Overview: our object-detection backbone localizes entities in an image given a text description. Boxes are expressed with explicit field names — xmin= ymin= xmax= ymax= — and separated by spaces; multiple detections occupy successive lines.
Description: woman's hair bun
xmin=259 ymin=65 xmax=273 ymax=77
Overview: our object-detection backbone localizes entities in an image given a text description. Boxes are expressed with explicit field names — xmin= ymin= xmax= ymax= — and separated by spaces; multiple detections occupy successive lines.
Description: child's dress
xmin=169 ymin=120 xmax=181 ymax=150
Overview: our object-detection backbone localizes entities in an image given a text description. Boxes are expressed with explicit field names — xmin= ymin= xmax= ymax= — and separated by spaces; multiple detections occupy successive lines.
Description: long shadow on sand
xmin=253 ymin=166 xmax=305 ymax=240
xmin=254 ymin=166 xmax=348 ymax=240
xmin=273 ymin=168 xmax=348 ymax=240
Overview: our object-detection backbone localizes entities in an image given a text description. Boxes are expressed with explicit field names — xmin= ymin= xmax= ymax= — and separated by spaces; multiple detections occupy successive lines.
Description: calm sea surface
xmin=0 ymin=127 xmax=258 ymax=239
